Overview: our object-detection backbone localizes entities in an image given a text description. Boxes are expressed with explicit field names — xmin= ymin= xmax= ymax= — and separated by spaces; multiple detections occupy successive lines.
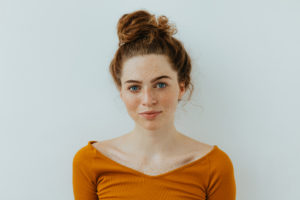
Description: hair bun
xmin=117 ymin=10 xmax=177 ymax=46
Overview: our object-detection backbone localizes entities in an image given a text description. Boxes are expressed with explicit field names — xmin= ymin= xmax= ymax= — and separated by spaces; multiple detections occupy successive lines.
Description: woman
xmin=73 ymin=9 xmax=236 ymax=200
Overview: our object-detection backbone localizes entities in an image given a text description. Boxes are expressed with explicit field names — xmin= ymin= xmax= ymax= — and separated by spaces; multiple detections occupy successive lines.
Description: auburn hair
xmin=109 ymin=9 xmax=194 ymax=104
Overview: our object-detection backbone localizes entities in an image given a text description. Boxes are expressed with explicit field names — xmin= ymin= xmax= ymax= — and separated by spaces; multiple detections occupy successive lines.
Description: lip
xmin=140 ymin=110 xmax=162 ymax=114
xmin=139 ymin=111 xmax=162 ymax=119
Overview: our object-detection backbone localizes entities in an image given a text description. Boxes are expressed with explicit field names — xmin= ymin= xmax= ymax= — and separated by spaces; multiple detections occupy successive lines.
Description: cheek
xmin=122 ymin=94 xmax=139 ymax=111
xmin=159 ymin=91 xmax=178 ymax=109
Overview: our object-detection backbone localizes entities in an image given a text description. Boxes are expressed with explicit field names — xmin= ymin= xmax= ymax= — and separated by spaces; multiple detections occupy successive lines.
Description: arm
xmin=206 ymin=150 xmax=236 ymax=200
xmin=72 ymin=152 xmax=98 ymax=200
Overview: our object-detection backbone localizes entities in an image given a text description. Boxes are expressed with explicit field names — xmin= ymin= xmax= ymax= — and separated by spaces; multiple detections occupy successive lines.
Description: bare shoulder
xmin=179 ymin=133 xmax=214 ymax=154
xmin=92 ymin=137 xmax=123 ymax=154
xmin=92 ymin=138 xmax=112 ymax=150
xmin=194 ymin=142 xmax=214 ymax=155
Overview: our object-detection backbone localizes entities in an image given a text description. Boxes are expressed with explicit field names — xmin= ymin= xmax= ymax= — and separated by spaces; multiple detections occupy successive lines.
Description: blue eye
xmin=157 ymin=82 xmax=167 ymax=88
xmin=129 ymin=85 xmax=139 ymax=92
xmin=128 ymin=82 xmax=167 ymax=93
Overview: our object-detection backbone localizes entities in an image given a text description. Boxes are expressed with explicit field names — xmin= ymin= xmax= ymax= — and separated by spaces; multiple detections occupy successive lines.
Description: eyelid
xmin=128 ymin=81 xmax=167 ymax=87
xmin=127 ymin=82 xmax=168 ymax=91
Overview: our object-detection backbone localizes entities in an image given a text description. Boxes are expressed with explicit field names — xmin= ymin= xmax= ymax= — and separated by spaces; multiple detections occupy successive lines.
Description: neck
xmin=122 ymin=124 xmax=183 ymax=158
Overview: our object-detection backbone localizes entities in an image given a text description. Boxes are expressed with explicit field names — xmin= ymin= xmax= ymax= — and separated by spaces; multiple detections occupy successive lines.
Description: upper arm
xmin=72 ymin=152 xmax=98 ymax=200
xmin=206 ymin=151 xmax=236 ymax=200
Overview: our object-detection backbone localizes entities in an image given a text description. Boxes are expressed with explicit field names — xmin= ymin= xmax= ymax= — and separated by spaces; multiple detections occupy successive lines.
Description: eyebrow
xmin=124 ymin=75 xmax=172 ymax=84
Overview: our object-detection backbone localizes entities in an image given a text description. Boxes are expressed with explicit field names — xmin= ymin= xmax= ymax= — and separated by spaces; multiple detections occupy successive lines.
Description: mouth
xmin=139 ymin=111 xmax=162 ymax=119
xmin=139 ymin=110 xmax=162 ymax=114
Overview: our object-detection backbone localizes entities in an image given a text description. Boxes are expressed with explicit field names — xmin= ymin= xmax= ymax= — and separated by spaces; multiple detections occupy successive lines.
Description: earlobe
xmin=179 ymin=82 xmax=185 ymax=99
xmin=179 ymin=91 xmax=185 ymax=100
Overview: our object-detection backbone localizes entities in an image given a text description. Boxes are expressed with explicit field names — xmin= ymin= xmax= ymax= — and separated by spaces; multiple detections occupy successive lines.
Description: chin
xmin=143 ymin=124 xmax=161 ymax=131
xmin=136 ymin=119 xmax=162 ymax=130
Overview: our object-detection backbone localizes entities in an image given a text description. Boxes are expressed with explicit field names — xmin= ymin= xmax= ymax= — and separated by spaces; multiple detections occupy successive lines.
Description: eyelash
xmin=127 ymin=82 xmax=168 ymax=93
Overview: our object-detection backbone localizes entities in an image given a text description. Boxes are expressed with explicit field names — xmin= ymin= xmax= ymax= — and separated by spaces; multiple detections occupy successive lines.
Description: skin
xmin=93 ymin=54 xmax=213 ymax=175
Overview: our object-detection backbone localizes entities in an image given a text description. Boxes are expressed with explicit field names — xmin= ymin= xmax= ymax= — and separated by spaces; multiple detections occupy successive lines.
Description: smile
xmin=139 ymin=111 xmax=162 ymax=119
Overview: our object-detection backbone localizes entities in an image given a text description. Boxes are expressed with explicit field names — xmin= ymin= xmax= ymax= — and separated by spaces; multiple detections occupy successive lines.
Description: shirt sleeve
xmin=206 ymin=149 xmax=236 ymax=200
xmin=72 ymin=150 xmax=98 ymax=200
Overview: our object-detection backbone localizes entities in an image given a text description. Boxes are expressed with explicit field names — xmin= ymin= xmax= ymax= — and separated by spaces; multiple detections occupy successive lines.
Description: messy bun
xmin=109 ymin=9 xmax=194 ymax=106
xmin=117 ymin=10 xmax=177 ymax=46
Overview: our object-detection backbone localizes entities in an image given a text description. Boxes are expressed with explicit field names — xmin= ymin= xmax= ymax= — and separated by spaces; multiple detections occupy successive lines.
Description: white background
xmin=0 ymin=0 xmax=299 ymax=199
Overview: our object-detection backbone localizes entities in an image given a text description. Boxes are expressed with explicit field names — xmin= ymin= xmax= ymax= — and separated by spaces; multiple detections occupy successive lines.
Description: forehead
xmin=121 ymin=54 xmax=176 ymax=80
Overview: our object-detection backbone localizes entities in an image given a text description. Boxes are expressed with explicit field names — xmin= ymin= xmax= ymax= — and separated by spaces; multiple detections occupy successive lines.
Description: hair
xmin=109 ymin=9 xmax=194 ymax=106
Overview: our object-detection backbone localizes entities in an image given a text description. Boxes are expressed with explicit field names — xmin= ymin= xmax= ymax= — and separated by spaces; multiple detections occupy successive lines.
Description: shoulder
xmin=209 ymin=146 xmax=234 ymax=163
xmin=73 ymin=141 xmax=95 ymax=165
xmin=207 ymin=146 xmax=235 ymax=175
xmin=206 ymin=146 xmax=236 ymax=199
xmin=72 ymin=141 xmax=99 ymax=187
xmin=178 ymin=133 xmax=215 ymax=155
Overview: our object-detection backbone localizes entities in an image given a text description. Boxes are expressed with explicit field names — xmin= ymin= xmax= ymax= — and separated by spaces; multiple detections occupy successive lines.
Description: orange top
xmin=72 ymin=141 xmax=236 ymax=200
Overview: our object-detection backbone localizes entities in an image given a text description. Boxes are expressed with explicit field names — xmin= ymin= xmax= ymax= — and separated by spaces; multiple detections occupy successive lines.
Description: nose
xmin=141 ymin=87 xmax=157 ymax=105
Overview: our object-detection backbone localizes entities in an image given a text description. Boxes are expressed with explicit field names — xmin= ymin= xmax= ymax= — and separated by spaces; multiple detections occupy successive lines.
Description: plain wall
xmin=0 ymin=0 xmax=299 ymax=199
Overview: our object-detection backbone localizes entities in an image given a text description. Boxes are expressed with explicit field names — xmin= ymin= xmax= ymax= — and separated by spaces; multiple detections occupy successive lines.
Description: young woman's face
xmin=120 ymin=54 xmax=185 ymax=130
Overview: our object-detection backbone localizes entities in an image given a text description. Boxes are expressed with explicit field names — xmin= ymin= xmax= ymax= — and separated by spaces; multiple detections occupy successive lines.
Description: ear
xmin=178 ymin=82 xmax=186 ymax=99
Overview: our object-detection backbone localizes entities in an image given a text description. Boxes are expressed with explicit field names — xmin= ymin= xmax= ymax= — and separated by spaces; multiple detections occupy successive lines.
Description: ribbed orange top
xmin=72 ymin=140 xmax=236 ymax=200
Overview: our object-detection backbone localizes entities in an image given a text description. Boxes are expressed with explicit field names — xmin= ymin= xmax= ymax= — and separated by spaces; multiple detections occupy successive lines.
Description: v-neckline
xmin=88 ymin=140 xmax=217 ymax=179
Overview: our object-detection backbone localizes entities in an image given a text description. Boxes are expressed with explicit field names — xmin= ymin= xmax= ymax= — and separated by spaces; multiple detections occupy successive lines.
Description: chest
xmin=93 ymin=143 xmax=211 ymax=176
